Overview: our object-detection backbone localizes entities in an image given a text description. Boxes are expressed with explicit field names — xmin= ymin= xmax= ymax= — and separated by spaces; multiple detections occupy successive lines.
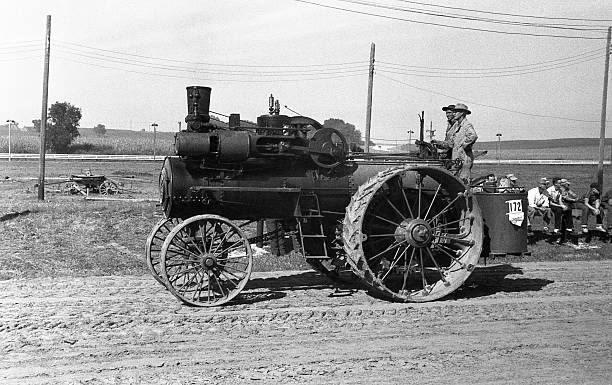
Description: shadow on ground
xmin=237 ymin=263 xmax=553 ymax=305
xmin=448 ymin=263 xmax=553 ymax=300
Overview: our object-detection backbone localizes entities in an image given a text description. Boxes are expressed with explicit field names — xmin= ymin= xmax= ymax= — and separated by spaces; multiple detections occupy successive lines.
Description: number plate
xmin=506 ymin=199 xmax=525 ymax=227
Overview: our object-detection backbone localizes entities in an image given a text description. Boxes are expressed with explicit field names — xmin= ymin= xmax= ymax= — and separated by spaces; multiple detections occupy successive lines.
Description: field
xmin=1 ymin=125 xmax=612 ymax=160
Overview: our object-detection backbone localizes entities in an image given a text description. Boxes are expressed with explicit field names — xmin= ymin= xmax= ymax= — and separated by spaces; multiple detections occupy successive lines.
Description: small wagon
xmin=62 ymin=173 xmax=119 ymax=195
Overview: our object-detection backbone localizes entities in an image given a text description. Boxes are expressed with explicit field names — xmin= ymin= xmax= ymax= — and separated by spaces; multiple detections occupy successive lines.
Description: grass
xmin=0 ymin=160 xmax=610 ymax=281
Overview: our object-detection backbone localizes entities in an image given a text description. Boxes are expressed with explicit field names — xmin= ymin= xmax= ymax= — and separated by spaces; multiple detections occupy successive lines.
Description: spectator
xmin=482 ymin=174 xmax=498 ymax=193
xmin=581 ymin=182 xmax=605 ymax=233
xmin=527 ymin=177 xmax=552 ymax=231
xmin=601 ymin=186 xmax=612 ymax=235
xmin=498 ymin=174 xmax=518 ymax=192
xmin=547 ymin=177 xmax=565 ymax=234
xmin=559 ymin=179 xmax=578 ymax=232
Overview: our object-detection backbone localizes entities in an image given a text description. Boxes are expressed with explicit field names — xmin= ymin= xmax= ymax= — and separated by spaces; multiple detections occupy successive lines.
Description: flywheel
xmin=342 ymin=165 xmax=483 ymax=302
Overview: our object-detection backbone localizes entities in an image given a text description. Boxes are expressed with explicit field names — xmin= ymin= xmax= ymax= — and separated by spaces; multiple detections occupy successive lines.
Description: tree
xmin=323 ymin=118 xmax=363 ymax=146
xmin=93 ymin=124 xmax=106 ymax=137
xmin=46 ymin=102 xmax=82 ymax=152
xmin=30 ymin=119 xmax=41 ymax=133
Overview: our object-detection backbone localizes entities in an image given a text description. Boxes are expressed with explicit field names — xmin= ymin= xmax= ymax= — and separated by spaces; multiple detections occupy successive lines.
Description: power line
xmin=292 ymin=0 xmax=608 ymax=39
xmin=377 ymin=47 xmax=602 ymax=71
xmin=54 ymin=55 xmax=366 ymax=83
xmin=376 ymin=54 xmax=602 ymax=78
xmin=56 ymin=39 xmax=368 ymax=68
xmin=332 ymin=0 xmax=608 ymax=31
xmin=378 ymin=73 xmax=612 ymax=123
xmin=393 ymin=0 xmax=612 ymax=23
xmin=53 ymin=44 xmax=369 ymax=75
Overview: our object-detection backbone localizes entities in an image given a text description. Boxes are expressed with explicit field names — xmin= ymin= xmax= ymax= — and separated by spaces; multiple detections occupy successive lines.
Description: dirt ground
xmin=0 ymin=260 xmax=611 ymax=385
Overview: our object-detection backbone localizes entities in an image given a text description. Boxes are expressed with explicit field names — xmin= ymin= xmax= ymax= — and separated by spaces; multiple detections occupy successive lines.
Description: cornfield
xmin=0 ymin=128 xmax=175 ymax=155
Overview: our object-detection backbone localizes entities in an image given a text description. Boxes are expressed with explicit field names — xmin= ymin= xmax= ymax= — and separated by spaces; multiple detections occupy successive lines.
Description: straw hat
xmin=453 ymin=103 xmax=471 ymax=115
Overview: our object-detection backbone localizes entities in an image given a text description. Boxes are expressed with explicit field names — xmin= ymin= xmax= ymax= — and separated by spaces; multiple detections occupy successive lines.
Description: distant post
xmin=151 ymin=122 xmax=158 ymax=160
xmin=6 ymin=119 xmax=15 ymax=161
xmin=38 ymin=15 xmax=51 ymax=201
xmin=407 ymin=130 xmax=414 ymax=151
xmin=496 ymin=133 xmax=502 ymax=166
xmin=598 ymin=26 xmax=611 ymax=190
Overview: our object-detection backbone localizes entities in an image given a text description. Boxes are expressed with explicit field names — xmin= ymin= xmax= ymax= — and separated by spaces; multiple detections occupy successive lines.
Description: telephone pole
xmin=151 ymin=122 xmax=158 ymax=160
xmin=407 ymin=130 xmax=414 ymax=151
xmin=496 ymin=133 xmax=502 ymax=166
xmin=365 ymin=43 xmax=375 ymax=153
xmin=598 ymin=26 xmax=611 ymax=191
xmin=6 ymin=119 xmax=15 ymax=161
xmin=38 ymin=15 xmax=51 ymax=201
xmin=427 ymin=121 xmax=435 ymax=141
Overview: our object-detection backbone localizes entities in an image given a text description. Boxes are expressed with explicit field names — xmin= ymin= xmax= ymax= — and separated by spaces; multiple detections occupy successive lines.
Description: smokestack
xmin=185 ymin=86 xmax=212 ymax=132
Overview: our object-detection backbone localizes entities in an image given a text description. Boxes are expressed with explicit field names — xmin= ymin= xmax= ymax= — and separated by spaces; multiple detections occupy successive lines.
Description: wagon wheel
xmin=99 ymin=180 xmax=119 ymax=195
xmin=61 ymin=181 xmax=80 ymax=194
xmin=145 ymin=217 xmax=182 ymax=286
xmin=160 ymin=214 xmax=253 ymax=306
xmin=343 ymin=165 xmax=483 ymax=302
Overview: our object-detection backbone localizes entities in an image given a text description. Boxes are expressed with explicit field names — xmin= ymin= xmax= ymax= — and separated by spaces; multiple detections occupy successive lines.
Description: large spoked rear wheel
xmin=146 ymin=217 xmax=182 ymax=286
xmin=160 ymin=215 xmax=253 ymax=306
xmin=343 ymin=166 xmax=483 ymax=302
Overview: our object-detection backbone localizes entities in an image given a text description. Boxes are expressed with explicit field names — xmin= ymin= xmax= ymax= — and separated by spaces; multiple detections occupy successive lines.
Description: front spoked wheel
xmin=343 ymin=166 xmax=483 ymax=302
xmin=145 ymin=217 xmax=182 ymax=286
xmin=160 ymin=215 xmax=253 ymax=306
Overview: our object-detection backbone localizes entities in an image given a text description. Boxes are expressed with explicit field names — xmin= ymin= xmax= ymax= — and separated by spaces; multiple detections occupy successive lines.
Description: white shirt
xmin=547 ymin=186 xmax=561 ymax=204
xmin=528 ymin=187 xmax=550 ymax=208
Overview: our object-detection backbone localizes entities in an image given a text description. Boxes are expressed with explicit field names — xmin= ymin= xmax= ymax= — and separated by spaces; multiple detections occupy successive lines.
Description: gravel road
xmin=1 ymin=260 xmax=611 ymax=384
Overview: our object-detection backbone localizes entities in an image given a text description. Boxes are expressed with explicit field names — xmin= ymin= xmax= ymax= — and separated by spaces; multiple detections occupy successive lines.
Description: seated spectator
xmin=559 ymin=179 xmax=578 ymax=232
xmin=482 ymin=174 xmax=498 ymax=193
xmin=581 ymin=182 xmax=605 ymax=233
xmin=527 ymin=177 xmax=552 ymax=231
xmin=498 ymin=174 xmax=518 ymax=192
xmin=601 ymin=186 xmax=612 ymax=235
xmin=547 ymin=177 xmax=564 ymax=234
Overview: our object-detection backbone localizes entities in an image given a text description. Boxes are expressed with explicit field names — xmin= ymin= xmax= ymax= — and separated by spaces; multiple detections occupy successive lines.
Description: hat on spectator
xmin=453 ymin=103 xmax=471 ymax=115
xmin=442 ymin=104 xmax=455 ymax=111
xmin=505 ymin=173 xmax=518 ymax=181
xmin=560 ymin=178 xmax=570 ymax=185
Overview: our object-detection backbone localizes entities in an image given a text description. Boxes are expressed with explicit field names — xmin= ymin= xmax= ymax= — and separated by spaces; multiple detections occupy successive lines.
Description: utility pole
xmin=496 ymin=133 xmax=502 ymax=166
xmin=407 ymin=130 xmax=414 ymax=151
xmin=427 ymin=121 xmax=435 ymax=141
xmin=38 ymin=15 xmax=51 ymax=201
xmin=365 ymin=43 xmax=375 ymax=153
xmin=178 ymin=121 xmax=182 ymax=131
xmin=598 ymin=26 xmax=611 ymax=191
xmin=151 ymin=122 xmax=158 ymax=160
xmin=6 ymin=119 xmax=15 ymax=161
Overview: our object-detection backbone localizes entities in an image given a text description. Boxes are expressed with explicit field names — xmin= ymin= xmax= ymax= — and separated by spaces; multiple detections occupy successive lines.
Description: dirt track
xmin=1 ymin=260 xmax=611 ymax=385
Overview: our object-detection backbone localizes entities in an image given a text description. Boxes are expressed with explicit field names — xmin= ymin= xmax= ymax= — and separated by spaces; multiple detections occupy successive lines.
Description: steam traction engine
xmin=146 ymin=86 xmax=484 ymax=306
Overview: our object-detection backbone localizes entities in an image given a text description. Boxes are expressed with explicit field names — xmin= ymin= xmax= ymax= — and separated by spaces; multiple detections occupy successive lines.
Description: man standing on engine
xmin=450 ymin=103 xmax=478 ymax=183
xmin=433 ymin=104 xmax=456 ymax=159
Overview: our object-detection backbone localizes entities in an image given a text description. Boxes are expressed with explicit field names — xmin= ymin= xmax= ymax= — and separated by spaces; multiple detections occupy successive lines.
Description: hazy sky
xmin=1 ymin=0 xmax=611 ymax=142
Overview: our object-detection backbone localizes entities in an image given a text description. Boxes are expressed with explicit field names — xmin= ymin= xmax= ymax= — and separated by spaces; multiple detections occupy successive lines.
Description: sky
xmin=1 ymin=0 xmax=611 ymax=143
